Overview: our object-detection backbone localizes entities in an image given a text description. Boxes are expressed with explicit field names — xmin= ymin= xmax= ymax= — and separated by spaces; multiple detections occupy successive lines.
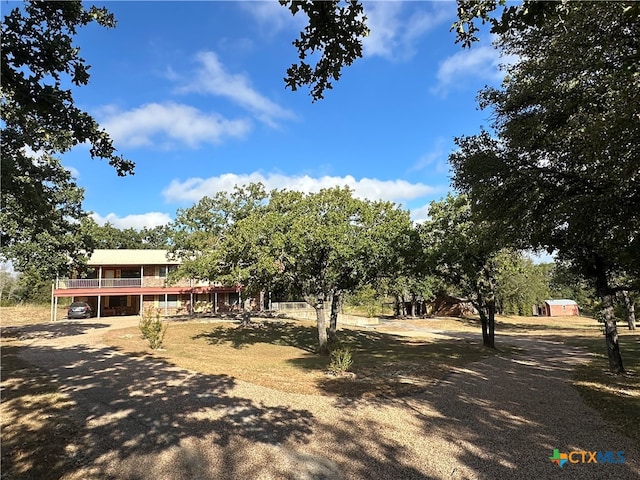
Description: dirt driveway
xmin=9 ymin=317 xmax=640 ymax=479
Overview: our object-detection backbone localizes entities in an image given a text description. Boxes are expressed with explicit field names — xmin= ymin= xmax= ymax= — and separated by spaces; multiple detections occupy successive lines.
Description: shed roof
xmin=87 ymin=249 xmax=180 ymax=266
xmin=544 ymin=299 xmax=578 ymax=306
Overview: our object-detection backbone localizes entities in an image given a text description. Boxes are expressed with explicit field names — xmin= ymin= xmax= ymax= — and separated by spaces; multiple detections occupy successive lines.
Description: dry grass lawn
xmin=375 ymin=313 xmax=605 ymax=337
xmin=1 ymin=304 xmax=69 ymax=326
xmin=2 ymin=305 xmax=638 ymax=478
xmin=103 ymin=318 xmax=508 ymax=397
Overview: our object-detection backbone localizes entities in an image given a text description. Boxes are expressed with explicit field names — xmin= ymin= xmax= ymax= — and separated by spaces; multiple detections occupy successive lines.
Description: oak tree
xmin=1 ymin=1 xmax=132 ymax=278
xmin=450 ymin=2 xmax=640 ymax=372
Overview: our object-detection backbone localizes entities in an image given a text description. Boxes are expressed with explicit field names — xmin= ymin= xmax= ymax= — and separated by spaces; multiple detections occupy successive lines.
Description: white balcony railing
xmin=57 ymin=278 xmax=142 ymax=289
xmin=57 ymin=277 xmax=226 ymax=290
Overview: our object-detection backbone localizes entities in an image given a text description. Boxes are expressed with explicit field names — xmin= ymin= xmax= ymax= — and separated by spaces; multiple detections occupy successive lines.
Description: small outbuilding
xmin=430 ymin=294 xmax=477 ymax=317
xmin=536 ymin=299 xmax=580 ymax=317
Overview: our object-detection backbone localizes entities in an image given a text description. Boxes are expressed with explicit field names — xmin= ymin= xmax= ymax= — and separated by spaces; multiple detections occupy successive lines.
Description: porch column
xmin=97 ymin=295 xmax=101 ymax=319
xmin=50 ymin=281 xmax=55 ymax=322
xmin=99 ymin=266 xmax=102 ymax=288
xmin=190 ymin=291 xmax=194 ymax=316
xmin=140 ymin=294 xmax=143 ymax=316
xmin=214 ymin=291 xmax=218 ymax=313
xmin=165 ymin=293 xmax=168 ymax=316
xmin=140 ymin=265 xmax=143 ymax=287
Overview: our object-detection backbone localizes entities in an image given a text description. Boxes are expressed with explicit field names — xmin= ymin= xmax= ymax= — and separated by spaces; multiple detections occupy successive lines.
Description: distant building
xmin=430 ymin=293 xmax=477 ymax=318
xmin=535 ymin=299 xmax=580 ymax=317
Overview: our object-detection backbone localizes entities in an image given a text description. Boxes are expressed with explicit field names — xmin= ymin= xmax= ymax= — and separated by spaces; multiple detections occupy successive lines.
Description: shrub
xmin=328 ymin=346 xmax=353 ymax=376
xmin=139 ymin=308 xmax=167 ymax=349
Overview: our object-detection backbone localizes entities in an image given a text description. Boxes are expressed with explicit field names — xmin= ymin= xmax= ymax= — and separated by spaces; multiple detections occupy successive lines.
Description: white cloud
xmin=432 ymin=44 xmax=517 ymax=96
xmin=163 ymin=172 xmax=444 ymax=205
xmin=239 ymin=1 xmax=305 ymax=35
xmin=411 ymin=138 xmax=450 ymax=174
xmin=65 ymin=165 xmax=80 ymax=179
xmin=100 ymin=102 xmax=251 ymax=149
xmin=20 ymin=146 xmax=82 ymax=179
xmin=91 ymin=212 xmax=172 ymax=230
xmin=409 ymin=203 xmax=432 ymax=224
xmin=363 ymin=1 xmax=451 ymax=61
xmin=178 ymin=51 xmax=295 ymax=127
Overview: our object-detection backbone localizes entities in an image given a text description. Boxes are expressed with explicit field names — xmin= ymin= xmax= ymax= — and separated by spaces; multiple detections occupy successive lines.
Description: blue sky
xmin=58 ymin=0 xmax=509 ymax=229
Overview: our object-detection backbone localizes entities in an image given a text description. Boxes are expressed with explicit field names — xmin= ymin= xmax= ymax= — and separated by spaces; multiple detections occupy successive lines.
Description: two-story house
xmin=52 ymin=249 xmax=256 ymax=320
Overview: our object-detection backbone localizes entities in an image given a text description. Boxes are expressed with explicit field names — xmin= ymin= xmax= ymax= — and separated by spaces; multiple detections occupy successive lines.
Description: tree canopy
xmin=170 ymin=183 xmax=413 ymax=354
xmin=449 ymin=2 xmax=639 ymax=371
xmin=280 ymin=0 xmax=369 ymax=101
xmin=1 ymin=1 xmax=132 ymax=278
xmin=419 ymin=194 xmax=505 ymax=347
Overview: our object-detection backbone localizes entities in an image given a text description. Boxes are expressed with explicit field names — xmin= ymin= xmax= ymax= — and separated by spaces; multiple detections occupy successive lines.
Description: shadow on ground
xmin=366 ymin=339 xmax=640 ymax=479
xmin=1 ymin=322 xmax=111 ymax=341
xmin=192 ymin=321 xmax=320 ymax=352
xmin=5 ymin=322 xmax=639 ymax=479
xmin=6 ymin=342 xmax=313 ymax=479
xmin=193 ymin=320 xmax=511 ymax=399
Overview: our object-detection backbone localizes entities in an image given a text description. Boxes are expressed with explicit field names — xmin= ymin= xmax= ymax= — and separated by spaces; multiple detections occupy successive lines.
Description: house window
xmin=156 ymin=294 xmax=178 ymax=307
xmin=157 ymin=265 xmax=177 ymax=278
xmin=110 ymin=296 xmax=128 ymax=307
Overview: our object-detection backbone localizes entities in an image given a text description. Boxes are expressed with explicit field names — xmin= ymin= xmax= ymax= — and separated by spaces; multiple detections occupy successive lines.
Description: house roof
xmin=544 ymin=299 xmax=578 ymax=306
xmin=87 ymin=249 xmax=180 ymax=266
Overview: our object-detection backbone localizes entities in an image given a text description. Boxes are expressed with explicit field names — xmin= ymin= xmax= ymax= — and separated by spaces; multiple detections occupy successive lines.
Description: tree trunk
xmin=600 ymin=292 xmax=624 ymax=373
xmin=487 ymin=302 xmax=496 ymax=349
xmin=478 ymin=307 xmax=489 ymax=347
xmin=329 ymin=291 xmax=341 ymax=341
xmin=590 ymin=256 xmax=625 ymax=373
xmin=410 ymin=295 xmax=416 ymax=318
xmin=315 ymin=296 xmax=329 ymax=355
xmin=619 ymin=290 xmax=637 ymax=330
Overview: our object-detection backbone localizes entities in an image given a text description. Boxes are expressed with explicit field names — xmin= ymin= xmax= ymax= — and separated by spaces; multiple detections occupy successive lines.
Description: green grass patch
xmin=568 ymin=333 xmax=640 ymax=446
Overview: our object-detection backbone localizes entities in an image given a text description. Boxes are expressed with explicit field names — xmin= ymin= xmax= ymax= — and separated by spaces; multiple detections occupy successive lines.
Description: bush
xmin=328 ymin=346 xmax=353 ymax=376
xmin=139 ymin=308 xmax=167 ymax=349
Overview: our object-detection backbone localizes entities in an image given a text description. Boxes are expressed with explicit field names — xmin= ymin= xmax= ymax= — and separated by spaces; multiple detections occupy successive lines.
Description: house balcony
xmin=57 ymin=278 xmax=143 ymax=289
xmin=56 ymin=278 xmax=224 ymax=290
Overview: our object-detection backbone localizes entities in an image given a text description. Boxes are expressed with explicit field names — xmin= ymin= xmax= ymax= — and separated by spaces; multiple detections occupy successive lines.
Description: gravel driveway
xmin=14 ymin=317 xmax=640 ymax=479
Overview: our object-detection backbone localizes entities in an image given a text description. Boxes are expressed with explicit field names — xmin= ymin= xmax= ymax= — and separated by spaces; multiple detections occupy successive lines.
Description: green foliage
xmin=494 ymin=251 xmax=550 ymax=315
xmin=15 ymin=267 xmax=51 ymax=304
xmin=452 ymin=0 xmax=558 ymax=48
xmin=81 ymin=218 xmax=171 ymax=250
xmin=1 ymin=1 xmax=132 ymax=278
xmin=139 ymin=308 xmax=168 ymax=350
xmin=170 ymin=183 xmax=414 ymax=353
xmin=281 ymin=0 xmax=369 ymax=101
xmin=448 ymin=2 xmax=638 ymax=370
xmin=0 ymin=266 xmax=19 ymax=306
xmin=328 ymin=346 xmax=354 ymax=376
xmin=420 ymin=194 xmax=505 ymax=346
xmin=549 ymin=262 xmax=597 ymax=316
xmin=420 ymin=194 xmax=502 ymax=310
xmin=1 ymin=1 xmax=132 ymax=174
xmin=450 ymin=3 xmax=640 ymax=288
xmin=169 ymin=183 xmax=269 ymax=293
xmin=345 ymin=285 xmax=379 ymax=317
